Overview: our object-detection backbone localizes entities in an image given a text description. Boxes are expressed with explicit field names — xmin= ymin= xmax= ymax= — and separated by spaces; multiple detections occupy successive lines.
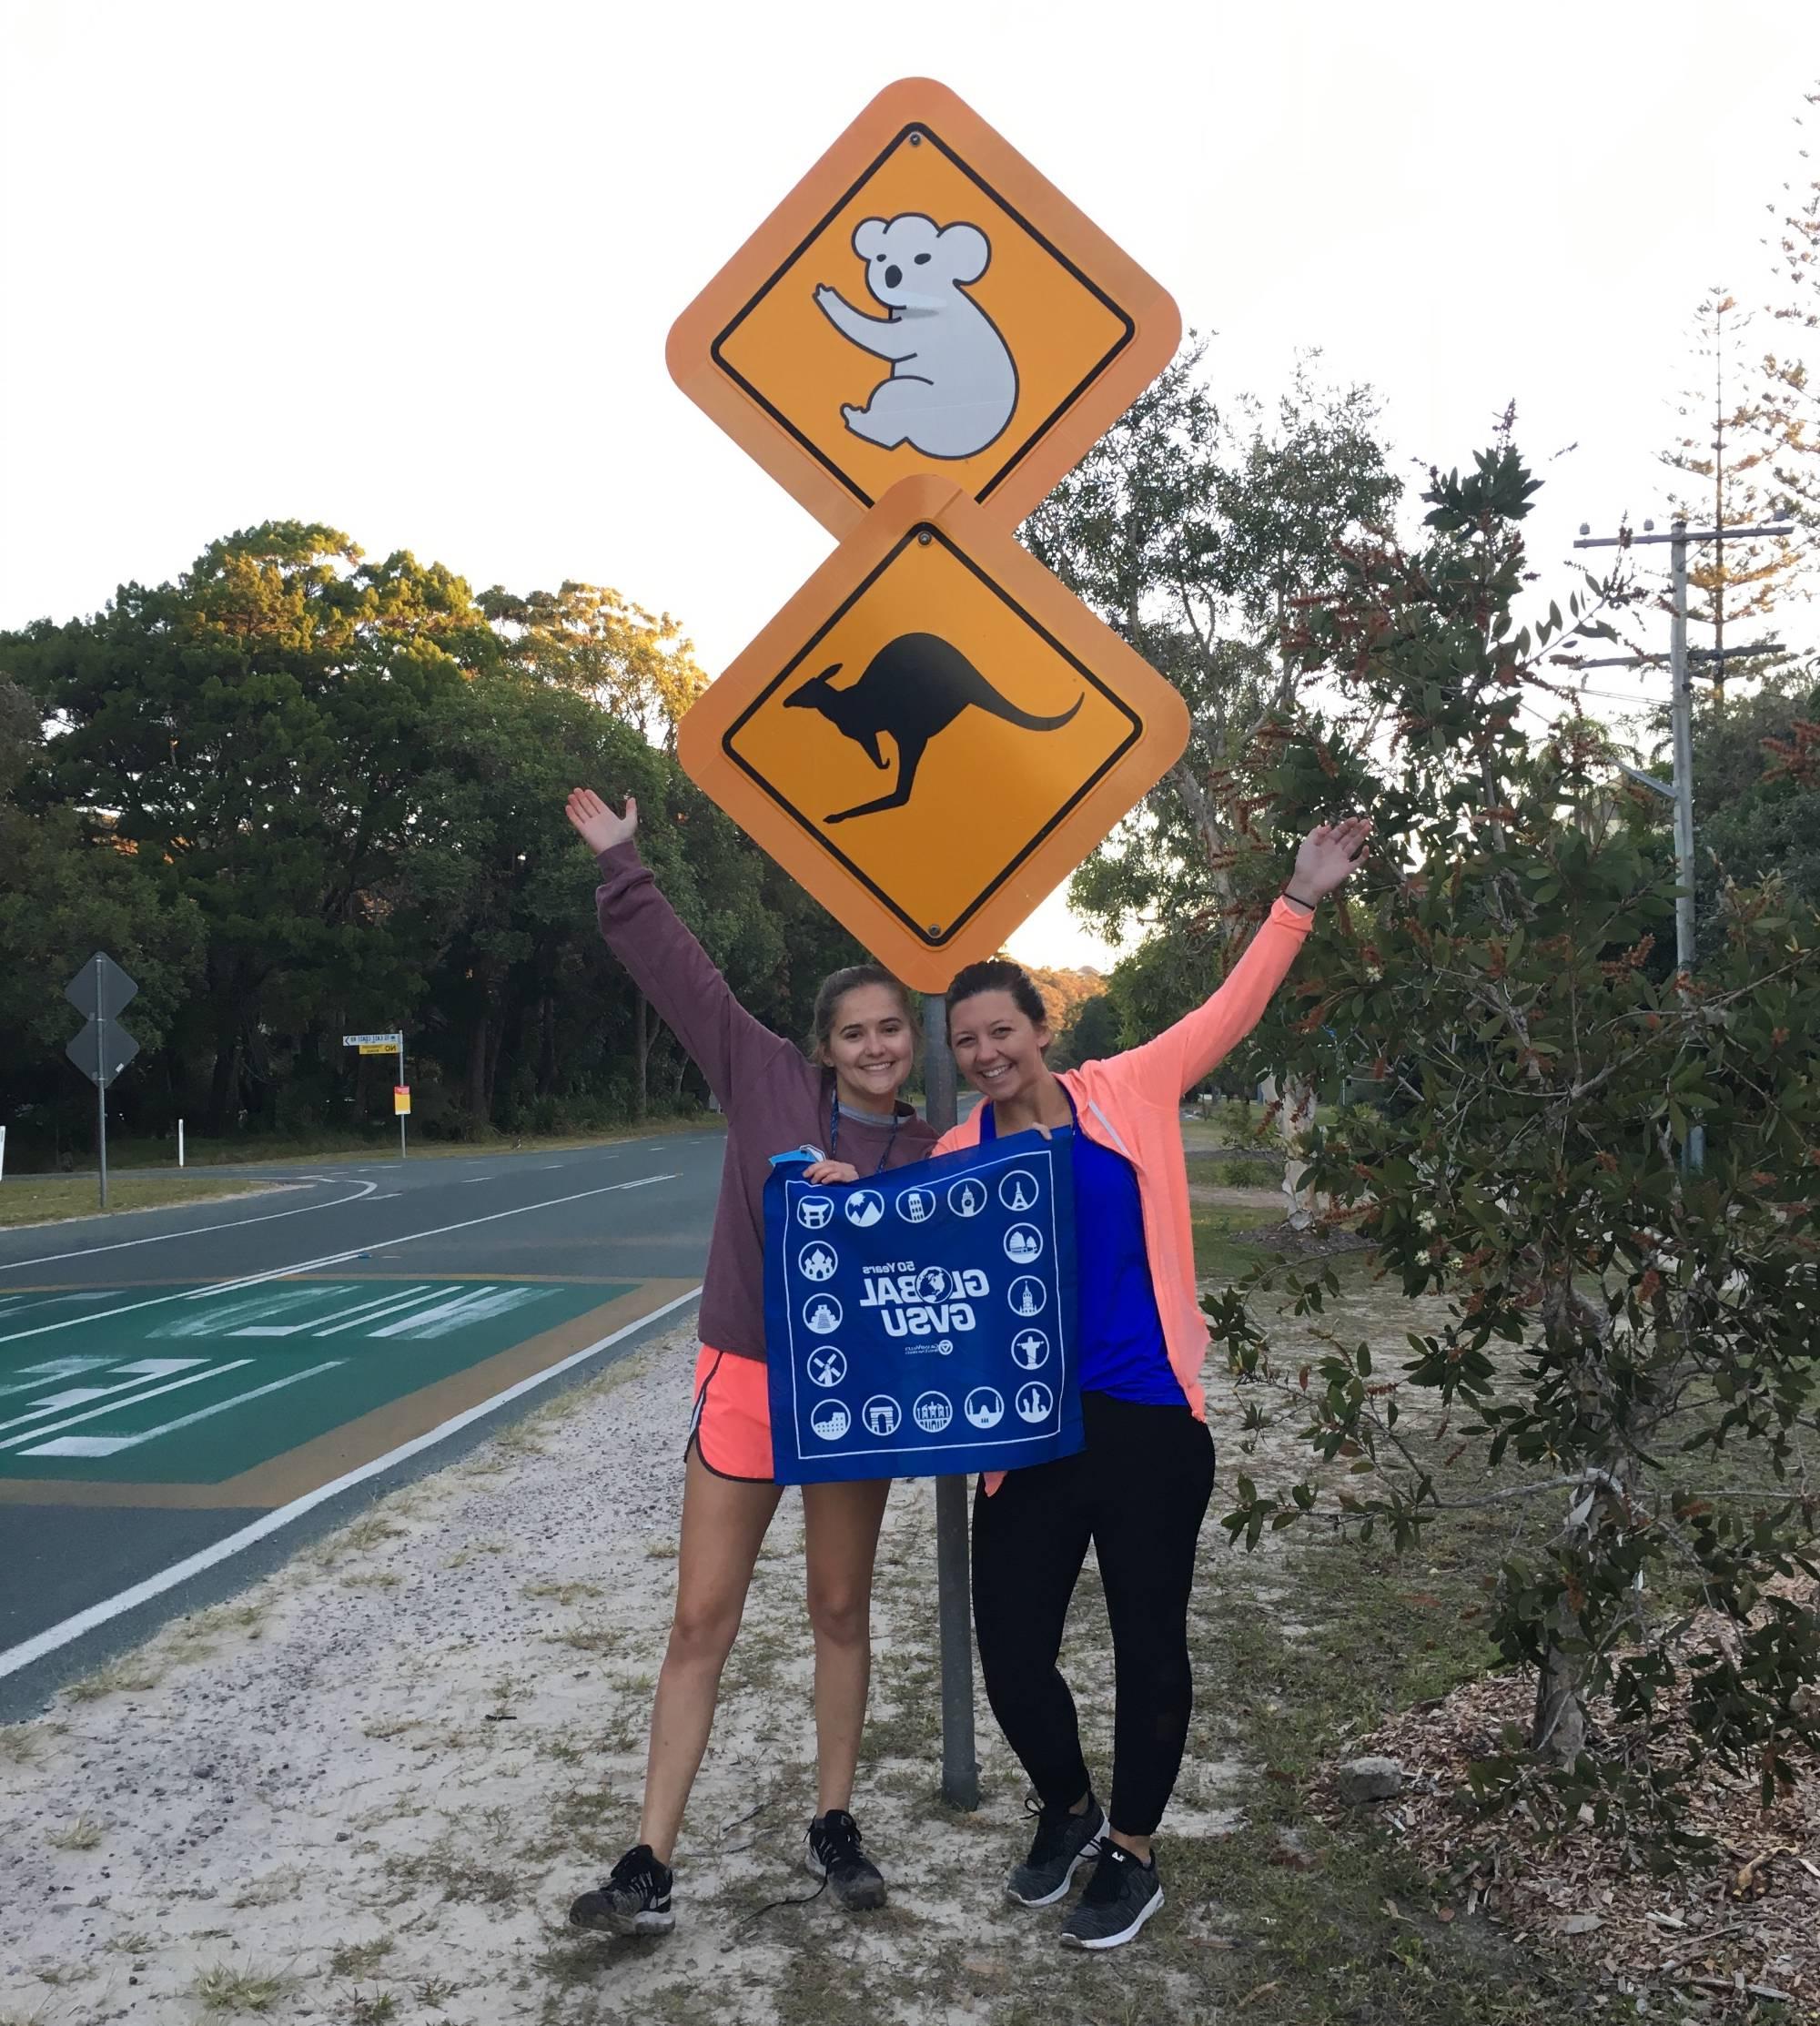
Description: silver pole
xmin=923 ymin=992 xmax=978 ymax=1810
xmin=95 ymin=957 xmax=109 ymax=1211
xmin=1668 ymin=520 xmax=1704 ymax=1173
xmin=398 ymin=1035 xmax=408 ymax=1161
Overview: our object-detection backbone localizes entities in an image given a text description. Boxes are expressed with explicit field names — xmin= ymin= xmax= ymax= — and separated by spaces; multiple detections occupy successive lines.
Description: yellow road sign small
xmin=677 ymin=475 xmax=1188 ymax=989
xmin=668 ymin=76 xmax=1179 ymax=538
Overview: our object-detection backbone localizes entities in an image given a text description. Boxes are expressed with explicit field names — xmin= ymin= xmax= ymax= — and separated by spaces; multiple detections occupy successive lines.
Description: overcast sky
xmin=3 ymin=0 xmax=1815 ymax=967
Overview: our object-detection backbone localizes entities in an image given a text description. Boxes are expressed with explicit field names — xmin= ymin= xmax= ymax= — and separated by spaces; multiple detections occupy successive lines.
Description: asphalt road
xmin=0 ymin=1128 xmax=723 ymax=1717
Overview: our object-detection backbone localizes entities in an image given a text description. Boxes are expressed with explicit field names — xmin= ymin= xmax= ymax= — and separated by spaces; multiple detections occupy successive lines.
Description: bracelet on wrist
xmin=1284 ymin=888 xmax=1318 ymax=912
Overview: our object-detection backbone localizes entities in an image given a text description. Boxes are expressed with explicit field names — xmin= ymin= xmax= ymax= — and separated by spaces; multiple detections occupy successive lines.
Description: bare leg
xmin=801 ymin=1475 xmax=892 ymax=1815
xmin=636 ymin=1444 xmax=782 ymax=1863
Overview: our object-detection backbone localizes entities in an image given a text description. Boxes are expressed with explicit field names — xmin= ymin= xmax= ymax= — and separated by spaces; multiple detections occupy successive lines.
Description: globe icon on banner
xmin=916 ymin=1266 xmax=949 ymax=1302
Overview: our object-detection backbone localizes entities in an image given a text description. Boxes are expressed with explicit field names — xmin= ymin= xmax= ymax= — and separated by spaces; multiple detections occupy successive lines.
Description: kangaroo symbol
xmin=785 ymin=633 xmax=1082 ymax=824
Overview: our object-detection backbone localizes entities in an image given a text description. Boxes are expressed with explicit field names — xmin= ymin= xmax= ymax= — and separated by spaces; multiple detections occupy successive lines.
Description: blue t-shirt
xmin=979 ymin=1094 xmax=1184 ymax=1405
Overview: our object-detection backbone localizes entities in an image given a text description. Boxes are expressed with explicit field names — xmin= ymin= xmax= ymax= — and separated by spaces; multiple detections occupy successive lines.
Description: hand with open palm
xmin=1288 ymin=816 xmax=1373 ymax=906
xmin=566 ymin=788 xmax=637 ymax=856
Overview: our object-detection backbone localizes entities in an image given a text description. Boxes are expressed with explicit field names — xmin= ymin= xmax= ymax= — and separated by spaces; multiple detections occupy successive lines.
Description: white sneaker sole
xmin=1006 ymin=1823 xmax=1107 ymax=1908
xmin=1059 ymin=1882 xmax=1164 ymax=1950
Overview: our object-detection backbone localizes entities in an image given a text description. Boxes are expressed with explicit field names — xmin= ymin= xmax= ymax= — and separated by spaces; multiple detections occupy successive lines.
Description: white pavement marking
xmin=0 ymin=1359 xmax=209 ymax=1434
xmin=0 ymin=1284 xmax=703 ymax=1682
xmin=371 ymin=1285 xmax=551 ymax=1341
xmin=22 ymin=1359 xmax=346 ymax=1458
xmin=0 ymin=1179 xmax=382 ymax=1273
xmin=234 ymin=1285 xmax=437 ymax=1338
xmin=0 ymin=1361 xmax=254 ymax=1451
xmin=0 ymin=1174 xmax=678 ymax=1346
xmin=311 ymin=1287 xmax=448 ymax=1337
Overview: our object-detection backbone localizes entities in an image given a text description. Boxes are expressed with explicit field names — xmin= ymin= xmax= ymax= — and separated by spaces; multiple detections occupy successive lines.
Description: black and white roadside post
xmin=65 ymin=952 xmax=140 ymax=1211
xmin=921 ymin=993 xmax=978 ymax=1808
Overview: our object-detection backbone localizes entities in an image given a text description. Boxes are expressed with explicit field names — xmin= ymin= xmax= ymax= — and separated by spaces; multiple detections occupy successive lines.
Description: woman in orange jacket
xmin=933 ymin=817 xmax=1370 ymax=1951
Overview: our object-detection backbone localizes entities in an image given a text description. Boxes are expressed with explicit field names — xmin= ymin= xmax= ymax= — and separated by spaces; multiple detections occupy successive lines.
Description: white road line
xmin=461 ymin=1177 xmax=490 ymax=1183
xmin=0 ymin=1285 xmax=703 ymax=1683
xmin=25 ymin=1359 xmax=346 ymax=1457
xmin=0 ymin=1361 xmax=255 ymax=1451
xmin=311 ymin=1287 xmax=447 ymax=1337
xmin=0 ymin=1179 xmax=382 ymax=1273
xmin=0 ymin=1174 xmax=680 ymax=1347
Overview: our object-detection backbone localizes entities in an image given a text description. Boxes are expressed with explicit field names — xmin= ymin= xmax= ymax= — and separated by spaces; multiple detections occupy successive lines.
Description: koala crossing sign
xmin=670 ymin=76 xmax=1188 ymax=990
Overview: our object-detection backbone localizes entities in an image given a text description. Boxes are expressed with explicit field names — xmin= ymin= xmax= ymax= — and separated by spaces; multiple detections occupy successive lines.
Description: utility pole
xmin=1571 ymin=512 xmax=1791 ymax=1171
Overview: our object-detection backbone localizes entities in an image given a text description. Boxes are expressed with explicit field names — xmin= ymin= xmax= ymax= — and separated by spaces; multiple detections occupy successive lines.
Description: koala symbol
xmin=814 ymin=213 xmax=1017 ymax=460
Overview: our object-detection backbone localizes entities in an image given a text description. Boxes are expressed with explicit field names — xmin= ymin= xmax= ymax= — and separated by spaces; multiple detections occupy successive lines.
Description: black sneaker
xmin=1006 ymin=1792 xmax=1107 ymax=1907
xmin=568 ymin=1843 xmax=674 ymax=1936
xmin=1059 ymin=1841 xmax=1164 ymax=1950
xmin=804 ymin=1808 xmax=887 ymax=1910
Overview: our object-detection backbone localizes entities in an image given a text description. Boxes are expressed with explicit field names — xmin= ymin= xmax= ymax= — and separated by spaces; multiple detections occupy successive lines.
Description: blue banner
xmin=763 ymin=1131 xmax=1083 ymax=1485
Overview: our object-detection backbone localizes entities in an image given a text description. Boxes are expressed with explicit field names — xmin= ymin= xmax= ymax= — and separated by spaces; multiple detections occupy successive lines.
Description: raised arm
xmin=1107 ymin=819 xmax=1372 ymax=1100
xmin=568 ymin=788 xmax=794 ymax=1108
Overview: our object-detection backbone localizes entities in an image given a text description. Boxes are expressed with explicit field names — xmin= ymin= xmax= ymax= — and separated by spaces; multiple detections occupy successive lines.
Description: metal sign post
xmin=65 ymin=953 xmax=140 ymax=1211
xmin=343 ymin=1033 xmax=407 ymax=1160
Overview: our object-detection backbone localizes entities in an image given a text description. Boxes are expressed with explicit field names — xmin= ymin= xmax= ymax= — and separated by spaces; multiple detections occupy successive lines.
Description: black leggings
xmin=972 ymin=1392 xmax=1216 ymax=1839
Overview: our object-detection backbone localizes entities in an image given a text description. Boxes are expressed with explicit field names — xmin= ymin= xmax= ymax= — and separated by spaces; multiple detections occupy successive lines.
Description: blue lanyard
xmin=829 ymin=1088 xmax=903 ymax=1176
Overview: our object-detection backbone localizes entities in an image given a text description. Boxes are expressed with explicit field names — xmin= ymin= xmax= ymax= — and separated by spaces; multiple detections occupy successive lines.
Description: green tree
xmin=1025 ymin=345 xmax=1400 ymax=950
xmin=478 ymin=581 xmax=707 ymax=748
xmin=1209 ymin=444 xmax=1820 ymax=1844
xmin=1049 ymin=989 xmax=1122 ymax=1071
xmin=1659 ymin=288 xmax=1798 ymax=694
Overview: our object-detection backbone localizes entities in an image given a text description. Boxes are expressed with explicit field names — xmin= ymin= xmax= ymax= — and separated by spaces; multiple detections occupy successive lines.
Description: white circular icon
xmin=797 ymin=1195 xmax=834 ymax=1230
xmin=803 ymin=1294 xmax=844 ymax=1335
xmin=997 ymin=1170 xmax=1039 ymax=1212
xmin=1010 ymin=1328 xmax=1049 ymax=1371
xmin=946 ymin=1179 xmax=986 ymax=1218
xmin=897 ymin=1188 xmax=936 ymax=1224
xmin=1004 ymin=1224 xmax=1044 ymax=1265
xmin=844 ymin=1190 xmax=885 ymax=1228
xmin=1015 ymin=1381 xmax=1055 ymax=1424
xmin=862 ymin=1395 xmax=902 ymax=1438
xmin=1007 ymin=1277 xmax=1047 ymax=1319
xmin=799 ymin=1242 xmax=838 ymax=1282
xmin=912 ymin=1391 xmax=953 ymax=1433
xmin=915 ymin=1265 xmax=950 ymax=1302
xmin=936 ymin=1338 xmax=955 ymax=1356
xmin=965 ymin=1386 xmax=1005 ymax=1429
xmin=806 ymin=1345 xmax=846 ymax=1389
xmin=810 ymin=1402 xmax=851 ymax=1442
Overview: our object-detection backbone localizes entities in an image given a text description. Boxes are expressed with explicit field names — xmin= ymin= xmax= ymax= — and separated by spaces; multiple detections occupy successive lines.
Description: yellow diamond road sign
xmin=677 ymin=476 xmax=1189 ymax=990
xmin=667 ymin=76 xmax=1180 ymax=538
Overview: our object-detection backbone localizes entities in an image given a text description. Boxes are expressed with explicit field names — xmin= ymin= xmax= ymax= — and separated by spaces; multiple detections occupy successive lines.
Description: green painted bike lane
xmin=0 ymin=1277 xmax=632 ymax=1486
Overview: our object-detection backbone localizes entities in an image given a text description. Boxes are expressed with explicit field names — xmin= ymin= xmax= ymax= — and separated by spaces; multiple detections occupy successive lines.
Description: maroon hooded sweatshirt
xmin=595 ymin=843 xmax=935 ymax=1365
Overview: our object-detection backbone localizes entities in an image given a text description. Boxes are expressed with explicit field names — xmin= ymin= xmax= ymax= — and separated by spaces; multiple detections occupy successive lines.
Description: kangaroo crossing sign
xmin=667 ymin=77 xmax=1180 ymax=538
xmin=672 ymin=78 xmax=1188 ymax=989
xmin=678 ymin=476 xmax=1187 ymax=985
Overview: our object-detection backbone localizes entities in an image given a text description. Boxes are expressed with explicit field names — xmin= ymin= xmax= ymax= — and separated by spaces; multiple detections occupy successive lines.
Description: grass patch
xmin=191 ymin=1961 xmax=293 ymax=2012
xmin=1191 ymin=1203 xmax=1280 ymax=1280
xmin=0 ymin=1175 xmax=279 ymax=1228
xmin=328 ymin=1937 xmax=396 ymax=1980
xmin=64 ymin=1656 xmax=161 ymax=1702
xmin=44 ymin=1813 xmax=103 ymax=1850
